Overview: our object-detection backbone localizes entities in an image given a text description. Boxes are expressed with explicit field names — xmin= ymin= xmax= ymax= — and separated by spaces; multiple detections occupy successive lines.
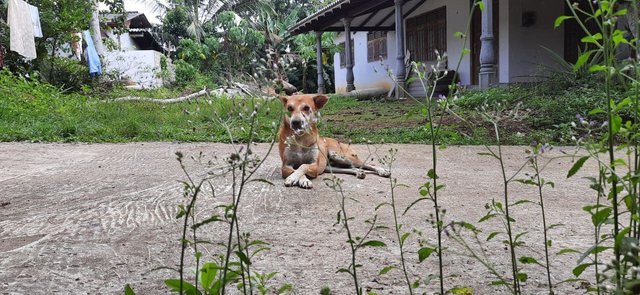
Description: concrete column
xmin=395 ymin=0 xmax=406 ymax=99
xmin=315 ymin=31 xmax=326 ymax=94
xmin=343 ymin=17 xmax=355 ymax=92
xmin=479 ymin=0 xmax=497 ymax=89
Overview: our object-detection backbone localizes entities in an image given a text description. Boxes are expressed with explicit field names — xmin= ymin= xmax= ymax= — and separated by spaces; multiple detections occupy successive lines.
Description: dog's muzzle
xmin=291 ymin=119 xmax=303 ymax=130
xmin=289 ymin=117 xmax=308 ymax=135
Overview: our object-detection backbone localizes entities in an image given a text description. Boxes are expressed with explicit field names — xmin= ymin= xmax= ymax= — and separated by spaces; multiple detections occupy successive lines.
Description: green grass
xmin=0 ymin=72 xmax=281 ymax=142
xmin=0 ymin=70 xmax=602 ymax=144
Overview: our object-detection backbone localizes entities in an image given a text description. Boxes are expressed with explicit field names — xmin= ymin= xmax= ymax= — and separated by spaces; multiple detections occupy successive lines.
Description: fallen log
xmin=111 ymin=88 xmax=209 ymax=104
xmin=335 ymin=88 xmax=388 ymax=100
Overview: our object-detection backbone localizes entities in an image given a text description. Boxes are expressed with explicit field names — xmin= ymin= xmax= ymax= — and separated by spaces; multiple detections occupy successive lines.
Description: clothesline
xmin=8 ymin=0 xmax=37 ymax=60
xmin=5 ymin=0 xmax=102 ymax=76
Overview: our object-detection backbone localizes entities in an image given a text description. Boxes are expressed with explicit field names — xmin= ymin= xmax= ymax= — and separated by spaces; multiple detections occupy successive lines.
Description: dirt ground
xmin=0 ymin=143 xmax=600 ymax=294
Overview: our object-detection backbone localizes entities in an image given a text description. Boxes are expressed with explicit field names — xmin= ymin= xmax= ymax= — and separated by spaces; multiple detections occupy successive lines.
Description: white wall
xmin=118 ymin=33 xmax=137 ymax=51
xmin=105 ymin=30 xmax=138 ymax=51
xmin=333 ymin=31 xmax=397 ymax=94
xmin=104 ymin=50 xmax=166 ymax=88
xmin=333 ymin=0 xmax=473 ymax=94
xmin=332 ymin=0 xmax=565 ymax=90
xmin=507 ymin=0 xmax=565 ymax=82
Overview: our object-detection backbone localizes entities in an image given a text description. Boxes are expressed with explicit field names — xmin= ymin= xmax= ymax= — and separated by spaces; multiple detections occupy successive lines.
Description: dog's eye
xmin=287 ymin=105 xmax=294 ymax=112
xmin=302 ymin=105 xmax=310 ymax=112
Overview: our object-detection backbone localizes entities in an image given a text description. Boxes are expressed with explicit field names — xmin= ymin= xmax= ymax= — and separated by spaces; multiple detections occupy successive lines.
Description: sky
xmin=100 ymin=0 xmax=162 ymax=24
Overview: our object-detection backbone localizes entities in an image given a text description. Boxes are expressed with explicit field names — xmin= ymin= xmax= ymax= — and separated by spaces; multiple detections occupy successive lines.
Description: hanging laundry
xmin=70 ymin=33 xmax=83 ymax=61
xmin=29 ymin=4 xmax=43 ymax=38
xmin=8 ymin=0 xmax=36 ymax=60
xmin=82 ymin=30 xmax=102 ymax=77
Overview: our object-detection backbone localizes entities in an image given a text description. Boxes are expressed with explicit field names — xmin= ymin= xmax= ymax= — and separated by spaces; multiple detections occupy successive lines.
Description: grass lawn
xmin=0 ymin=71 xmax=601 ymax=145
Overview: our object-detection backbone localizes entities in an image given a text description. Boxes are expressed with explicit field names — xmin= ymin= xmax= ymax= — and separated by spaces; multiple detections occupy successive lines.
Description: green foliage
xmin=162 ymin=100 xmax=291 ymax=295
xmin=0 ymin=70 xmax=279 ymax=142
xmin=454 ymin=82 xmax=606 ymax=143
xmin=173 ymin=59 xmax=199 ymax=87
xmin=287 ymin=31 xmax=339 ymax=93
xmin=162 ymin=6 xmax=190 ymax=43
xmin=31 ymin=0 xmax=92 ymax=55
xmin=35 ymin=57 xmax=93 ymax=91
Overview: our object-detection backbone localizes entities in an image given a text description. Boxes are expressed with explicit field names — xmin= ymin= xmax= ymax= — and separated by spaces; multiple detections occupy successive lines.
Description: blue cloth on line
xmin=82 ymin=30 xmax=102 ymax=76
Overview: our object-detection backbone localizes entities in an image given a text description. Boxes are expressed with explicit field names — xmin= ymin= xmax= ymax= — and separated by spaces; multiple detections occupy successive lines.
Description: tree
xmin=163 ymin=6 xmax=190 ymax=44
xmin=291 ymin=31 xmax=339 ymax=93
xmin=31 ymin=0 xmax=92 ymax=57
xmin=90 ymin=0 xmax=105 ymax=56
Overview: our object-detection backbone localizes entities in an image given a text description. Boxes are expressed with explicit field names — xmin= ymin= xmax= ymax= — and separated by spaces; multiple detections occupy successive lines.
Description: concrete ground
xmin=0 ymin=143 xmax=598 ymax=294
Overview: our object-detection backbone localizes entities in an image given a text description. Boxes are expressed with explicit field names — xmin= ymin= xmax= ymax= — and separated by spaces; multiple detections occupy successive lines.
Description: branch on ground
xmin=111 ymin=88 xmax=209 ymax=104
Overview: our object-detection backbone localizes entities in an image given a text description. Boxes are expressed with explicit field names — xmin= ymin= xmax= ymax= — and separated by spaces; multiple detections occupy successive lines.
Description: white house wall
xmin=332 ymin=0 xmax=565 ymax=91
xmin=105 ymin=31 xmax=139 ymax=51
xmin=118 ymin=33 xmax=137 ymax=51
xmin=333 ymin=31 xmax=398 ymax=94
xmin=333 ymin=0 xmax=473 ymax=94
xmin=507 ymin=0 xmax=565 ymax=82
xmin=104 ymin=50 xmax=165 ymax=88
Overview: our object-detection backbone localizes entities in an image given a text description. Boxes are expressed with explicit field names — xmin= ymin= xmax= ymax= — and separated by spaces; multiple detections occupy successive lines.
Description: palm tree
xmin=139 ymin=0 xmax=272 ymax=43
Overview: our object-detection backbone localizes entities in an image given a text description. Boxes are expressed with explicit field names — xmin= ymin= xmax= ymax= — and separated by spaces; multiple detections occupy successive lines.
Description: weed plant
xmin=556 ymin=0 xmax=640 ymax=293
xmin=325 ymin=175 xmax=386 ymax=295
xmin=112 ymin=1 xmax=640 ymax=294
xmin=125 ymin=96 xmax=292 ymax=295
xmin=377 ymin=148 xmax=415 ymax=294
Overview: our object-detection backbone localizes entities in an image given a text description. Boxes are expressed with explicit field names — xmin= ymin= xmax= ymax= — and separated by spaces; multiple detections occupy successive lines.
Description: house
xmin=289 ymin=0 xmax=592 ymax=98
xmin=102 ymin=12 xmax=172 ymax=89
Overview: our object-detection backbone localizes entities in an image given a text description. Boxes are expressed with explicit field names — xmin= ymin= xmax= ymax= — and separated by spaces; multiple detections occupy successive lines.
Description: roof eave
xmin=288 ymin=0 xmax=348 ymax=35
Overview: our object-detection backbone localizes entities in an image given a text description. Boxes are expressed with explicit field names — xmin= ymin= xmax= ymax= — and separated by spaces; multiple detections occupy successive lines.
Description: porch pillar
xmin=316 ymin=31 xmax=326 ymax=94
xmin=479 ymin=0 xmax=497 ymax=89
xmin=342 ymin=17 xmax=355 ymax=92
xmin=394 ymin=0 xmax=406 ymax=99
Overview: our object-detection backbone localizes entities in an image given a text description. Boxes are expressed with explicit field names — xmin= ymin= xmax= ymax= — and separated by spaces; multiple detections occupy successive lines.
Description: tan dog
xmin=278 ymin=94 xmax=391 ymax=189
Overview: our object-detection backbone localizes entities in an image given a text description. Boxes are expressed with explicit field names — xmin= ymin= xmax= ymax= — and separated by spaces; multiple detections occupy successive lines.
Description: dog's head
xmin=280 ymin=94 xmax=329 ymax=136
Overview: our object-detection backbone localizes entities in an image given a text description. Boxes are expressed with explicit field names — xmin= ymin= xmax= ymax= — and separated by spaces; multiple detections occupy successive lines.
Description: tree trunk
xmin=90 ymin=0 xmax=105 ymax=57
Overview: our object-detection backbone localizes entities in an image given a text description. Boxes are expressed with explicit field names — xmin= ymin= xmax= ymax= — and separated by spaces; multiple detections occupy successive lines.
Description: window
xmin=407 ymin=6 xmax=447 ymax=62
xmin=339 ymin=39 xmax=354 ymax=68
xmin=367 ymin=31 xmax=387 ymax=62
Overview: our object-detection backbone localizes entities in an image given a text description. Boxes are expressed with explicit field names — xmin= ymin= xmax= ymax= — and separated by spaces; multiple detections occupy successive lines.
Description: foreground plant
xmin=380 ymin=2 xmax=482 ymax=293
xmin=557 ymin=0 xmax=640 ymax=293
xmin=325 ymin=175 xmax=387 ymax=295
xmin=377 ymin=148 xmax=414 ymax=293
xmin=124 ymin=97 xmax=290 ymax=295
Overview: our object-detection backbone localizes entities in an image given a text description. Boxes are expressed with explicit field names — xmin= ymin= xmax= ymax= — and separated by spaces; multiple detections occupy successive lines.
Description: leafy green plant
xmin=324 ymin=174 xmax=386 ymax=295
xmin=555 ymin=0 xmax=640 ymax=293
xmin=386 ymin=1 xmax=482 ymax=293
xmin=174 ymin=59 xmax=199 ymax=87
xmin=35 ymin=57 xmax=92 ymax=91
xmin=517 ymin=143 xmax=557 ymax=294
xmin=375 ymin=148 xmax=416 ymax=293
xmin=123 ymin=96 xmax=290 ymax=295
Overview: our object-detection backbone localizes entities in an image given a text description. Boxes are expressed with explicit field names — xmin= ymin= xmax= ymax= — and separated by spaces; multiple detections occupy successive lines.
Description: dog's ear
xmin=313 ymin=95 xmax=329 ymax=110
xmin=279 ymin=95 xmax=288 ymax=105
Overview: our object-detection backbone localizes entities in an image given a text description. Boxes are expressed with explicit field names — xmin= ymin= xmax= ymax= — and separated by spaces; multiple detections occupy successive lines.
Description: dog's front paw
xmin=356 ymin=170 xmax=366 ymax=179
xmin=377 ymin=168 xmax=391 ymax=178
xmin=298 ymin=176 xmax=313 ymax=189
xmin=284 ymin=174 xmax=298 ymax=187
xmin=284 ymin=174 xmax=313 ymax=189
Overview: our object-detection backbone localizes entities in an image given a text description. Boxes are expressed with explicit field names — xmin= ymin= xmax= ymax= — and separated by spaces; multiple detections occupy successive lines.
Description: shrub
xmin=174 ymin=60 xmax=198 ymax=87
xmin=456 ymin=84 xmax=604 ymax=129
xmin=34 ymin=57 xmax=93 ymax=91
